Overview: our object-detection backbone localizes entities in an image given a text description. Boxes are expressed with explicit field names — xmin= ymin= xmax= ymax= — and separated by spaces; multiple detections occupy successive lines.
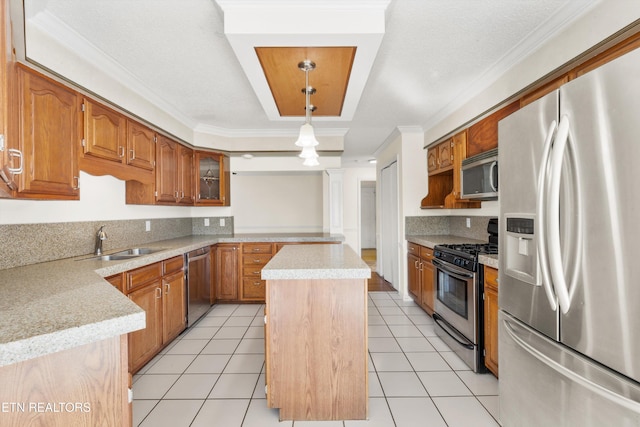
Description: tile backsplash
xmin=405 ymin=216 xmax=496 ymax=241
xmin=0 ymin=217 xmax=233 ymax=270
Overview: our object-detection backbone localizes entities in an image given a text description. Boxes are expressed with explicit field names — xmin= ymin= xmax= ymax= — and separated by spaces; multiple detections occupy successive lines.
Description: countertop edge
xmin=0 ymin=311 xmax=145 ymax=367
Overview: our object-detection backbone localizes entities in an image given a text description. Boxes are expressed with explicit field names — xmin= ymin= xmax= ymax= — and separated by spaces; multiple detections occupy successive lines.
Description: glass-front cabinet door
xmin=194 ymin=151 xmax=230 ymax=206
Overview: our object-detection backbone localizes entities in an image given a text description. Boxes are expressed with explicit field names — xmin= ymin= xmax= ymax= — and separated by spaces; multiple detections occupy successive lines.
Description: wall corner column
xmin=325 ymin=168 xmax=344 ymax=235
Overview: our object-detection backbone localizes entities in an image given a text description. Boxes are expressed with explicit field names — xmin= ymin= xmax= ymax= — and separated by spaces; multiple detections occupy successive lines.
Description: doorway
xmin=360 ymin=180 xmax=376 ymax=271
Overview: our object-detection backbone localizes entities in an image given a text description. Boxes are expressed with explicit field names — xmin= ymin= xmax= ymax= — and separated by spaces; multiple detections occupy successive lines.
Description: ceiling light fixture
xmin=294 ymin=59 xmax=319 ymax=166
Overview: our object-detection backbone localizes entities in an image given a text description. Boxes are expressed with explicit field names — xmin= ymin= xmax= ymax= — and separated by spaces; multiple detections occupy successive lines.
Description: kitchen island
xmin=262 ymin=244 xmax=371 ymax=421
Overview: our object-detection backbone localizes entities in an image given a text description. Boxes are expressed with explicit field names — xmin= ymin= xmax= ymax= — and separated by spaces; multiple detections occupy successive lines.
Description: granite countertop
xmin=479 ymin=254 xmax=499 ymax=269
xmin=0 ymin=233 xmax=343 ymax=367
xmin=262 ymin=244 xmax=371 ymax=280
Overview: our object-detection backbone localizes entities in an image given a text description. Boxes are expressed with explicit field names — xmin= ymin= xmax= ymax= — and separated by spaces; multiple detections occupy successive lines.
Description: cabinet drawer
xmin=126 ymin=262 xmax=162 ymax=292
xmin=242 ymin=278 xmax=266 ymax=300
xmin=163 ymin=256 xmax=184 ymax=275
xmin=420 ymin=246 xmax=434 ymax=260
xmin=242 ymin=253 xmax=272 ymax=266
xmin=484 ymin=266 xmax=498 ymax=289
xmin=407 ymin=242 xmax=420 ymax=256
xmin=243 ymin=243 xmax=273 ymax=255
xmin=243 ymin=265 xmax=264 ymax=278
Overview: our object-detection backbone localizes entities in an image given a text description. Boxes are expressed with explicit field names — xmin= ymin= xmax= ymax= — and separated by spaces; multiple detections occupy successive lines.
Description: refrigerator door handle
xmin=547 ymin=114 xmax=572 ymax=314
xmin=503 ymin=317 xmax=640 ymax=413
xmin=536 ymin=120 xmax=559 ymax=311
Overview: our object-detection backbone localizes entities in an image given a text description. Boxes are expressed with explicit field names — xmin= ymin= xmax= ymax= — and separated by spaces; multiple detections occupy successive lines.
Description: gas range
xmin=433 ymin=243 xmax=498 ymax=272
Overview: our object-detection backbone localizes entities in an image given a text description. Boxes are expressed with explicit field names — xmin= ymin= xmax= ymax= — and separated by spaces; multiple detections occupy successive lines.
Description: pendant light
xmin=294 ymin=60 xmax=320 ymax=165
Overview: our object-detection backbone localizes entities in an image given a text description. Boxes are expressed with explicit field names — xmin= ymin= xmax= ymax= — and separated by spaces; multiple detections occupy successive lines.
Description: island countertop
xmin=262 ymin=243 xmax=371 ymax=280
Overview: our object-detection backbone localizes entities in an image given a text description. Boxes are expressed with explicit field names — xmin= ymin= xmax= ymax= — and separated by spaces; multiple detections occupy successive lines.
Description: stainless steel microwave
xmin=460 ymin=148 xmax=498 ymax=200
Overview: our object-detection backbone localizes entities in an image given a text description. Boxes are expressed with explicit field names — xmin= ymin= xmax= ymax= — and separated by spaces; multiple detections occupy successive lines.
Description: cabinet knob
xmin=119 ymin=146 xmax=125 ymax=158
xmin=155 ymin=287 xmax=162 ymax=299
xmin=73 ymin=176 xmax=80 ymax=190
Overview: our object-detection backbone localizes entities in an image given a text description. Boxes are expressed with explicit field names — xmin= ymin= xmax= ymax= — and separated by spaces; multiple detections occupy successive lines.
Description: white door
xmin=380 ymin=162 xmax=399 ymax=289
xmin=360 ymin=181 xmax=376 ymax=249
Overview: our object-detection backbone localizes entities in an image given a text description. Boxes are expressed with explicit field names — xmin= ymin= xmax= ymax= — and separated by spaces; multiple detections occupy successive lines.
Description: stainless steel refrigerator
xmin=498 ymin=47 xmax=640 ymax=426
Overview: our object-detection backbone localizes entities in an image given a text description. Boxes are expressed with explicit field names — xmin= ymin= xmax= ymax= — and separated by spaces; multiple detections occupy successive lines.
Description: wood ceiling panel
xmin=255 ymin=47 xmax=356 ymax=117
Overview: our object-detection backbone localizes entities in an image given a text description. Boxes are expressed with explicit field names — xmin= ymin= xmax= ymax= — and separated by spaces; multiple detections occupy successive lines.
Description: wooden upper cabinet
xmin=155 ymin=136 xmax=194 ymax=205
xmin=0 ymin=0 xmax=13 ymax=198
xmin=82 ymin=98 xmax=127 ymax=163
xmin=155 ymin=135 xmax=178 ymax=203
xmin=427 ymin=139 xmax=454 ymax=176
xmin=426 ymin=147 xmax=438 ymax=173
xmin=195 ymin=150 xmax=230 ymax=206
xmin=467 ymin=101 xmax=519 ymax=158
xmin=13 ymin=65 xmax=80 ymax=199
xmin=437 ymin=140 xmax=453 ymax=170
xmin=177 ymin=144 xmax=194 ymax=205
xmin=127 ymin=120 xmax=155 ymax=171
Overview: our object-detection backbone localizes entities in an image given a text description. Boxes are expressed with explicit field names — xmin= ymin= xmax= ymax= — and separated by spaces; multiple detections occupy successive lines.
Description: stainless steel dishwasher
xmin=185 ymin=246 xmax=212 ymax=327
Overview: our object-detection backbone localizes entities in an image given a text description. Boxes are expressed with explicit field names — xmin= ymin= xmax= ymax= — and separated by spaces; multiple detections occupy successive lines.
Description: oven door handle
xmin=432 ymin=259 xmax=474 ymax=279
xmin=433 ymin=313 xmax=474 ymax=350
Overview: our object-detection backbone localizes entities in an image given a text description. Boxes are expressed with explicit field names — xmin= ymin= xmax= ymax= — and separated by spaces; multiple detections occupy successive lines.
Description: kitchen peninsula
xmin=261 ymin=244 xmax=371 ymax=421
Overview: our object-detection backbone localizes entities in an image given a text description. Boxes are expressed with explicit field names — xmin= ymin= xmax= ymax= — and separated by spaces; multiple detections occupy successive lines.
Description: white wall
xmin=230 ymin=171 xmax=323 ymax=233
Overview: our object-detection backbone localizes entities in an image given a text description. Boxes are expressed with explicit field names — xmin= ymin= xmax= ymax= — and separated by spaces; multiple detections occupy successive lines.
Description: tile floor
xmin=133 ymin=292 xmax=500 ymax=427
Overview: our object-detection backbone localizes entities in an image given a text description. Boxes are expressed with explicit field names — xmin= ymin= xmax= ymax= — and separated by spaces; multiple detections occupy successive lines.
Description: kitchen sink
xmin=78 ymin=247 xmax=163 ymax=261
xmin=112 ymin=248 xmax=160 ymax=256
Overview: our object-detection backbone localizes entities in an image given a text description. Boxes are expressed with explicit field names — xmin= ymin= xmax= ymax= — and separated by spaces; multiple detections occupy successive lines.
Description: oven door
xmin=432 ymin=258 xmax=477 ymax=341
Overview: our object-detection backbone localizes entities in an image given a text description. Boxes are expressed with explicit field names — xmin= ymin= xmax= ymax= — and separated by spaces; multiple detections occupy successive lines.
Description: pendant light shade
xmin=303 ymin=156 xmax=320 ymax=167
xmin=294 ymin=123 xmax=319 ymax=147
xmin=299 ymin=145 xmax=319 ymax=159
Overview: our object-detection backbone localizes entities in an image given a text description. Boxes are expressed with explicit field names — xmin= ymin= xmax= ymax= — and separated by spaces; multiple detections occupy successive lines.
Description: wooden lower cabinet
xmin=484 ymin=266 xmax=499 ymax=377
xmin=419 ymin=247 xmax=435 ymax=315
xmin=407 ymin=250 xmax=421 ymax=302
xmin=128 ymin=281 xmax=163 ymax=372
xmin=162 ymin=269 xmax=187 ymax=343
xmin=125 ymin=256 xmax=186 ymax=373
xmin=241 ymin=243 xmax=273 ymax=301
xmin=407 ymin=242 xmax=435 ymax=315
xmin=215 ymin=243 xmax=239 ymax=301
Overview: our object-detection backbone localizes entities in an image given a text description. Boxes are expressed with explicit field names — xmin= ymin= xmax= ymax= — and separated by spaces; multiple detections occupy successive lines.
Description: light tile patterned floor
xmin=133 ymin=292 xmax=500 ymax=427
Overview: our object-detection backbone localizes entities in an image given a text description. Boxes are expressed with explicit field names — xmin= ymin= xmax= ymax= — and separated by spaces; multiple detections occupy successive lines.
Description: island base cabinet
xmin=0 ymin=335 xmax=131 ymax=427
xmin=265 ymin=278 xmax=368 ymax=421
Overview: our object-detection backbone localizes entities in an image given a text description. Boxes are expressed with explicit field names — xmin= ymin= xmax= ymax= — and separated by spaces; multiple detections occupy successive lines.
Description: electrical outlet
xmin=145 ymin=220 xmax=151 ymax=232
xmin=220 ymin=218 xmax=225 ymax=227
xmin=204 ymin=218 xmax=210 ymax=227
xmin=466 ymin=217 xmax=471 ymax=228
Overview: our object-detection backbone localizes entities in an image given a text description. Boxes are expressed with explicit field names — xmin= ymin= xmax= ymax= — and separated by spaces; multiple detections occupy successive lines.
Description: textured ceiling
xmin=24 ymin=0 xmax=598 ymax=166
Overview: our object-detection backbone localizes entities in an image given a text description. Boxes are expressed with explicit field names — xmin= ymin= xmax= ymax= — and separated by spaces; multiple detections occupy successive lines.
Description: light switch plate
xmin=204 ymin=218 xmax=210 ymax=227
xmin=466 ymin=217 xmax=471 ymax=228
xmin=220 ymin=218 xmax=225 ymax=227
xmin=145 ymin=220 xmax=151 ymax=232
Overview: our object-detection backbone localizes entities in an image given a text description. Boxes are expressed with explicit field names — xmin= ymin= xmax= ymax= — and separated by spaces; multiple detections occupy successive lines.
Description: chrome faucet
xmin=94 ymin=225 xmax=107 ymax=255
